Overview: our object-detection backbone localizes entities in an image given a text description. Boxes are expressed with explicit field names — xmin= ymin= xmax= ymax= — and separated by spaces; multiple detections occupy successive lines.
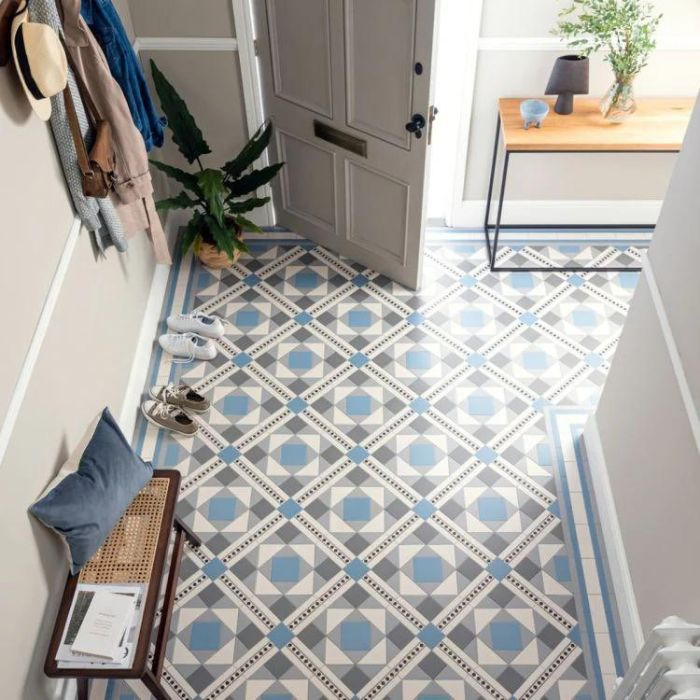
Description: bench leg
xmin=77 ymin=678 xmax=89 ymax=700
xmin=142 ymin=668 xmax=170 ymax=700
xmin=175 ymin=515 xmax=202 ymax=548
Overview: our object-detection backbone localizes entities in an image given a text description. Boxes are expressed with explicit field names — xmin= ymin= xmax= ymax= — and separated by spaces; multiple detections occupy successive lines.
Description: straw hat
xmin=11 ymin=3 xmax=68 ymax=120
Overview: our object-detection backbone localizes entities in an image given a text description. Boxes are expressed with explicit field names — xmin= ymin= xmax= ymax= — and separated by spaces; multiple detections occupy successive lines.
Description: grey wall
xmin=591 ymin=93 xmax=700 ymax=635
xmin=462 ymin=0 xmax=700 ymax=203
xmin=0 ymin=5 xmax=160 ymax=697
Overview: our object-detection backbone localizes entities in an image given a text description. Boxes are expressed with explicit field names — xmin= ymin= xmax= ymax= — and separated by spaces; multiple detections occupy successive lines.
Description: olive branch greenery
xmin=554 ymin=0 xmax=662 ymax=84
xmin=149 ymin=60 xmax=284 ymax=262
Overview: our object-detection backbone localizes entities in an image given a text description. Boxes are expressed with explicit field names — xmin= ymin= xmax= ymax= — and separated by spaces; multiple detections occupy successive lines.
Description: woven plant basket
xmin=194 ymin=226 xmax=243 ymax=270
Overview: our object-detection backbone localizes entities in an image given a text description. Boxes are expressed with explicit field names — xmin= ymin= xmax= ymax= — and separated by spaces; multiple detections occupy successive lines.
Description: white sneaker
xmin=159 ymin=333 xmax=217 ymax=362
xmin=167 ymin=312 xmax=225 ymax=339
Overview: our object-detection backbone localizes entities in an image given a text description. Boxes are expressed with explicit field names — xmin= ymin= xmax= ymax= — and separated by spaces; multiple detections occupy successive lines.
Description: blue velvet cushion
xmin=29 ymin=408 xmax=153 ymax=574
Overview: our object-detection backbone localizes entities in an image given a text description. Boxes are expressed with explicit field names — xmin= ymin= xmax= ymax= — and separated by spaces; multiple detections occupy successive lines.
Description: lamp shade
xmin=545 ymin=55 xmax=589 ymax=114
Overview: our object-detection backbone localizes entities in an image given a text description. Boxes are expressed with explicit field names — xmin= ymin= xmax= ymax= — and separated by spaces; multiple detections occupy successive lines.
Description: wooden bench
xmin=44 ymin=470 xmax=201 ymax=700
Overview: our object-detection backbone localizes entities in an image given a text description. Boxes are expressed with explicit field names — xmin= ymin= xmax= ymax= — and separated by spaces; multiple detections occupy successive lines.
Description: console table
xmin=484 ymin=97 xmax=693 ymax=272
xmin=44 ymin=470 xmax=201 ymax=700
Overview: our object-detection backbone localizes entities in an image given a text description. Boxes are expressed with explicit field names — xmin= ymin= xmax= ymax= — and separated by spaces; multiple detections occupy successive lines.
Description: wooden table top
xmin=499 ymin=97 xmax=694 ymax=152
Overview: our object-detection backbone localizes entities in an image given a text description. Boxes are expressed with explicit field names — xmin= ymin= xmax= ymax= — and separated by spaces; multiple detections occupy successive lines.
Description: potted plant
xmin=149 ymin=61 xmax=284 ymax=268
xmin=554 ymin=0 xmax=662 ymax=122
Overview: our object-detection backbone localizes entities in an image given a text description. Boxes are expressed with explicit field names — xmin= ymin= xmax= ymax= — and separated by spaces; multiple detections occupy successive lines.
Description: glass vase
xmin=600 ymin=79 xmax=637 ymax=122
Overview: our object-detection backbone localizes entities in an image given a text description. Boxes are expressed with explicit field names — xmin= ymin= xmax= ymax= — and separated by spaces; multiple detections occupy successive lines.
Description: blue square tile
xmin=532 ymin=397 xmax=550 ymax=411
xmin=522 ymin=351 xmax=549 ymax=370
xmin=519 ymin=312 xmax=538 ymax=326
xmin=295 ymin=311 xmax=313 ymax=325
xmin=288 ymin=350 xmax=313 ymax=370
xmin=280 ymin=443 xmax=307 ymax=467
xmin=243 ymin=274 xmax=260 ymax=287
xmin=586 ymin=353 xmax=604 ymax=367
xmin=236 ymin=310 xmax=260 ymax=327
xmin=407 ymin=312 xmax=424 ymax=326
xmin=352 ymin=274 xmax=369 ymax=287
xmin=568 ymin=274 xmax=585 ymax=287
xmin=348 ymin=445 xmax=369 ymax=464
xmin=349 ymin=352 xmax=369 ymax=368
xmin=208 ymin=496 xmax=237 ymax=521
xmin=410 ymin=397 xmax=430 ymax=414
xmin=510 ymin=272 xmax=534 ymax=289
xmin=487 ymin=558 xmax=512 ymax=581
xmin=343 ymin=496 xmax=371 ymax=522
xmin=413 ymin=499 xmax=437 ymax=519
xmin=219 ymin=446 xmax=241 ymax=464
xmin=345 ymin=558 xmax=369 ymax=581
xmin=476 ymin=446 xmax=498 ymax=463
xmin=412 ymin=555 xmax=443 ymax=583
xmin=572 ymin=308 xmax=597 ymax=327
xmin=271 ymin=555 xmax=300 ymax=582
xmin=278 ymin=499 xmax=302 ymax=519
xmin=478 ymin=496 xmax=508 ymax=522
xmin=418 ymin=623 xmax=444 ymax=649
xmin=295 ymin=271 xmax=318 ymax=289
xmin=460 ymin=309 xmax=484 ymax=327
xmin=619 ymin=271 xmax=637 ymax=289
xmin=202 ymin=557 xmax=227 ymax=580
xmin=287 ymin=397 xmax=308 ymax=414
xmin=461 ymin=275 xmax=477 ymax=288
xmin=406 ymin=350 xmax=431 ymax=370
xmin=340 ymin=621 xmax=371 ymax=651
xmin=553 ymin=555 xmax=572 ymax=582
xmin=490 ymin=621 xmax=523 ymax=651
xmin=468 ymin=396 xmax=495 ymax=416
xmin=232 ymin=352 xmax=252 ymax=367
xmin=409 ymin=443 xmax=436 ymax=468
xmin=348 ymin=310 xmax=372 ymax=328
xmin=268 ymin=623 xmax=294 ymax=648
xmin=346 ymin=395 xmax=371 ymax=416
xmin=223 ymin=395 xmax=249 ymax=416
xmin=190 ymin=621 xmax=221 ymax=651
xmin=468 ymin=353 xmax=487 ymax=367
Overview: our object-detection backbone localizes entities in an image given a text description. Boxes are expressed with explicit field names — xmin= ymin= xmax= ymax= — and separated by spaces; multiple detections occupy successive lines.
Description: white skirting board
xmin=118 ymin=211 xmax=183 ymax=442
xmin=449 ymin=199 xmax=663 ymax=229
xmin=582 ymin=414 xmax=645 ymax=663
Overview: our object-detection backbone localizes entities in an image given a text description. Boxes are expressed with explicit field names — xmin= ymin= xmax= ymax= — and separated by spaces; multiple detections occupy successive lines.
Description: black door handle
xmin=405 ymin=113 xmax=426 ymax=139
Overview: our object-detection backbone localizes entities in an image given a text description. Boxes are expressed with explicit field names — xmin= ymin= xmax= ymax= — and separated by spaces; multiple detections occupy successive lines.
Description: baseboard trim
xmin=0 ymin=216 xmax=82 ymax=470
xmin=118 ymin=213 xmax=181 ymax=441
xmin=449 ymin=199 xmax=663 ymax=229
xmin=583 ymin=415 xmax=644 ymax=662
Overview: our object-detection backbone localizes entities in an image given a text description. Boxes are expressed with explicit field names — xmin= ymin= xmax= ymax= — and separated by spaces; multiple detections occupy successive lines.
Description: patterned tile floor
xmin=97 ymin=234 xmax=645 ymax=700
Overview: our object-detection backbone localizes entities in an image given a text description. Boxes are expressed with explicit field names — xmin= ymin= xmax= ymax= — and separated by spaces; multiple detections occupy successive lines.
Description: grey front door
xmin=254 ymin=0 xmax=436 ymax=289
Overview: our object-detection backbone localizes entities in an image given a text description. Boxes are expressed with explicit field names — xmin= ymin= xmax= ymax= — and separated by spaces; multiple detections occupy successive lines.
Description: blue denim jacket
xmin=81 ymin=0 xmax=166 ymax=151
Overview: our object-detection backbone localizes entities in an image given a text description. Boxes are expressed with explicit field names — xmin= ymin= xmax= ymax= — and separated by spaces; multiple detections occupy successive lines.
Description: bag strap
xmin=57 ymin=33 xmax=103 ymax=125
xmin=63 ymin=82 xmax=93 ymax=177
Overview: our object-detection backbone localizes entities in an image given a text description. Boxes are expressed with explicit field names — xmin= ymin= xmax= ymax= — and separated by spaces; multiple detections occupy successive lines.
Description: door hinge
xmin=428 ymin=105 xmax=439 ymax=145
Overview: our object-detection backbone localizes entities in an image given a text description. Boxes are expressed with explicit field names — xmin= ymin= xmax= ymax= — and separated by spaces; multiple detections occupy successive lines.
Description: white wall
xmin=429 ymin=0 xmax=700 ymax=225
xmin=586 ymin=93 xmax=700 ymax=642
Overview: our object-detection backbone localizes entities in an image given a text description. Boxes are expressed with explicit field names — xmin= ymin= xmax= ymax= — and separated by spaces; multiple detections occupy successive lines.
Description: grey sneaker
xmin=150 ymin=383 xmax=210 ymax=413
xmin=158 ymin=332 xmax=217 ymax=362
xmin=141 ymin=400 xmax=198 ymax=436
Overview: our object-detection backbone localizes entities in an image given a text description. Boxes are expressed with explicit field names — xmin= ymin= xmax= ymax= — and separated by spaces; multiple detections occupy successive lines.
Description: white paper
xmin=71 ymin=590 xmax=135 ymax=659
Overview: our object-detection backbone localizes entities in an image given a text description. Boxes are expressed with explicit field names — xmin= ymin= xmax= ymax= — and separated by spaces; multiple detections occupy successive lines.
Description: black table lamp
xmin=545 ymin=55 xmax=589 ymax=115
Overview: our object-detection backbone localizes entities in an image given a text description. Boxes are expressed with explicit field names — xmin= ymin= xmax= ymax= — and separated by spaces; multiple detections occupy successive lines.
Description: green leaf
xmin=228 ymin=163 xmax=284 ymax=198
xmin=149 ymin=159 xmax=200 ymax=193
xmin=181 ymin=212 xmax=204 ymax=255
xmin=204 ymin=215 xmax=237 ymax=262
xmin=150 ymin=60 xmax=211 ymax=164
xmin=156 ymin=190 xmax=198 ymax=212
xmin=234 ymin=215 xmax=263 ymax=234
xmin=222 ymin=121 xmax=273 ymax=180
xmin=226 ymin=196 xmax=270 ymax=214
xmin=197 ymin=169 xmax=226 ymax=226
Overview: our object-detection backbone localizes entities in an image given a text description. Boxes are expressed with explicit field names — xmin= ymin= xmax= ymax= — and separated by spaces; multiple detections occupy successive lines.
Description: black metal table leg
xmin=483 ymin=113 xmax=501 ymax=265
xmin=490 ymin=151 xmax=510 ymax=270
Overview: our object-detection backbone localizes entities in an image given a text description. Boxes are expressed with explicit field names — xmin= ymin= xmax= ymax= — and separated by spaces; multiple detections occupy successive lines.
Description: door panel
xmin=346 ymin=161 xmax=409 ymax=264
xmin=255 ymin=0 xmax=435 ymax=289
xmin=278 ymin=131 xmax=337 ymax=232
xmin=266 ymin=0 xmax=333 ymax=117
xmin=345 ymin=0 xmax=416 ymax=148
